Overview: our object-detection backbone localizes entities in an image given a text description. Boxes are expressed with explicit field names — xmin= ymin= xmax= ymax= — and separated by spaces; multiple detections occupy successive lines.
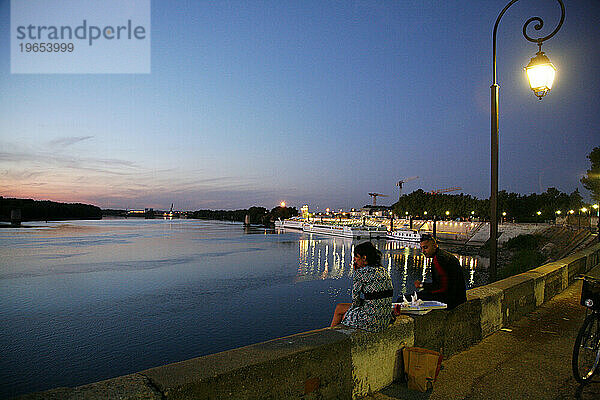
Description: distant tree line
xmin=190 ymin=205 xmax=298 ymax=225
xmin=102 ymin=209 xmax=129 ymax=217
xmin=0 ymin=197 xmax=102 ymax=222
xmin=392 ymin=187 xmax=587 ymax=222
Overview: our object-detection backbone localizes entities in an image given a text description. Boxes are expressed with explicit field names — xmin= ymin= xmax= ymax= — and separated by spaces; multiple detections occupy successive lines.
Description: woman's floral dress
xmin=342 ymin=264 xmax=394 ymax=332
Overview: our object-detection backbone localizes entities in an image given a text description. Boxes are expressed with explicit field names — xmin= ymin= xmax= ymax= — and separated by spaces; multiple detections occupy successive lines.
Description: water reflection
xmin=1 ymin=220 xmax=485 ymax=398
xmin=295 ymin=234 xmax=480 ymax=291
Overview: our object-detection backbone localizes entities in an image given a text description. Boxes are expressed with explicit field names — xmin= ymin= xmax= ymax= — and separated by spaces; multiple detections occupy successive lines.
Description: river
xmin=0 ymin=218 xmax=485 ymax=397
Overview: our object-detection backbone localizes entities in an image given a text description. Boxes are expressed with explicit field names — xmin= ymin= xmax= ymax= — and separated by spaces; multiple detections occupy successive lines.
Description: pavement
xmin=366 ymin=266 xmax=600 ymax=400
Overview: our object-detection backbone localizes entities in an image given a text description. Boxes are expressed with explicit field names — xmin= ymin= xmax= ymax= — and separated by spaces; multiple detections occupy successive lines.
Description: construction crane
xmin=368 ymin=193 xmax=388 ymax=206
xmin=429 ymin=187 xmax=462 ymax=195
xmin=396 ymin=176 xmax=419 ymax=198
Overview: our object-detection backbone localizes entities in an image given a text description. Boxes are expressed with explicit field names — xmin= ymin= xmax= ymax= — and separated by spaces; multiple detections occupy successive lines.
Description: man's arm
xmin=424 ymin=259 xmax=449 ymax=294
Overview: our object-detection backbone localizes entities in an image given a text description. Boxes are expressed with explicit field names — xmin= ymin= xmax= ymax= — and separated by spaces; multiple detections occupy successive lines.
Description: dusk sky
xmin=1 ymin=0 xmax=598 ymax=211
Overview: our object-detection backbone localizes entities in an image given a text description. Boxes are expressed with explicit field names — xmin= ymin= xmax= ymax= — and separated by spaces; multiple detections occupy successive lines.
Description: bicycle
xmin=572 ymin=275 xmax=600 ymax=384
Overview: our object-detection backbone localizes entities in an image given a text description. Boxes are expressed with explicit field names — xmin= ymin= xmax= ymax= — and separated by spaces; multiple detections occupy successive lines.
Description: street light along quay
xmin=489 ymin=0 xmax=565 ymax=282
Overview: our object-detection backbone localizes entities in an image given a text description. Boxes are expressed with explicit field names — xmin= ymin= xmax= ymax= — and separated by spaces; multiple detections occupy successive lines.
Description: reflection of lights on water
xmin=341 ymin=245 xmax=346 ymax=276
xmin=457 ymin=255 xmax=478 ymax=287
xmin=295 ymin=237 xmax=481 ymax=290
xmin=402 ymin=252 xmax=409 ymax=295
xmin=317 ymin=248 xmax=321 ymax=273
xmin=421 ymin=255 xmax=429 ymax=282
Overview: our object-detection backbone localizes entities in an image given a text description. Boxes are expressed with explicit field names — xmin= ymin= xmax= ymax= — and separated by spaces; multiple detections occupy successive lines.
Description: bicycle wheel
xmin=572 ymin=313 xmax=600 ymax=383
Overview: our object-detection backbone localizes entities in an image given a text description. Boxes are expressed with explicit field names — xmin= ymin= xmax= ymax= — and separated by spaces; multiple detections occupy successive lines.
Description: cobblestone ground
xmin=365 ymin=268 xmax=600 ymax=400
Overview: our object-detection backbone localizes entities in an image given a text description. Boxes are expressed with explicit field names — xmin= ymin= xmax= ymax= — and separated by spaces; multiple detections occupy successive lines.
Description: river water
xmin=0 ymin=218 xmax=485 ymax=397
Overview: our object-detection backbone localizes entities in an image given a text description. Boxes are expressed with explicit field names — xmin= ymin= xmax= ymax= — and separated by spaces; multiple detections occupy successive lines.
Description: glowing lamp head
xmin=525 ymin=50 xmax=556 ymax=100
xmin=280 ymin=201 xmax=286 ymax=208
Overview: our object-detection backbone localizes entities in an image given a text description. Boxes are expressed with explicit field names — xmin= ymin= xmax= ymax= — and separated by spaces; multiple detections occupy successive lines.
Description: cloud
xmin=0 ymin=148 xmax=139 ymax=174
xmin=0 ymin=144 xmax=269 ymax=209
xmin=0 ymin=139 xmax=286 ymax=210
xmin=47 ymin=136 xmax=94 ymax=148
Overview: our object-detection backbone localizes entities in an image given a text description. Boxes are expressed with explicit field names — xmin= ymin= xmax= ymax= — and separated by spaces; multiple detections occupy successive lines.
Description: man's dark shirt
xmin=420 ymin=248 xmax=467 ymax=309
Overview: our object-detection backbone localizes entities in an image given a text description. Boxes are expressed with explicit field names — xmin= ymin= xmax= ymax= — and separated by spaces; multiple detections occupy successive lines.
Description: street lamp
xmin=489 ymin=0 xmax=565 ymax=282
xmin=525 ymin=49 xmax=557 ymax=99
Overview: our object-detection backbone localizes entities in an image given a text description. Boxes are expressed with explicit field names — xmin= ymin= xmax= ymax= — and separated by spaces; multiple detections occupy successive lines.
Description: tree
xmin=269 ymin=206 xmax=298 ymax=221
xmin=568 ymin=189 xmax=584 ymax=210
xmin=581 ymin=146 xmax=600 ymax=203
xmin=581 ymin=146 xmax=600 ymax=237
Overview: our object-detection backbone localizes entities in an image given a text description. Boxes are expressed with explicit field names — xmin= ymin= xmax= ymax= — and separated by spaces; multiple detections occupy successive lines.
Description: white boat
xmin=274 ymin=218 xmax=305 ymax=230
xmin=302 ymin=223 xmax=387 ymax=239
xmin=386 ymin=229 xmax=421 ymax=242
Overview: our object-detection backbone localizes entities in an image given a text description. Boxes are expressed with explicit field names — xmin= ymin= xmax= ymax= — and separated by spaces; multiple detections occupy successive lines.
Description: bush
xmin=503 ymin=234 xmax=543 ymax=251
xmin=498 ymin=249 xmax=546 ymax=279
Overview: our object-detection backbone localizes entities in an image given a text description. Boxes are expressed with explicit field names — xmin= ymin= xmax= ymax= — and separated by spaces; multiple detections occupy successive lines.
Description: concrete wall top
xmin=142 ymin=328 xmax=348 ymax=387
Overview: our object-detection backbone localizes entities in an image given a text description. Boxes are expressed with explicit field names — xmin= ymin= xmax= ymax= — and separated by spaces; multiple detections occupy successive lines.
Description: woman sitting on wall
xmin=330 ymin=241 xmax=394 ymax=332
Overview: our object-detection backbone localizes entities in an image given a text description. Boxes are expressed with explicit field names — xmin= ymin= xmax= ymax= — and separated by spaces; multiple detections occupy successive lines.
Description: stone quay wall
xmin=19 ymin=243 xmax=600 ymax=400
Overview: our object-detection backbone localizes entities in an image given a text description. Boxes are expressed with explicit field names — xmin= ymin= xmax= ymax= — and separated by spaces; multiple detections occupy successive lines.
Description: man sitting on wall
xmin=413 ymin=233 xmax=467 ymax=309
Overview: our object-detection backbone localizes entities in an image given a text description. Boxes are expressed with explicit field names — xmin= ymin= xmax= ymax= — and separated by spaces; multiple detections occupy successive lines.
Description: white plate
xmin=392 ymin=301 xmax=447 ymax=315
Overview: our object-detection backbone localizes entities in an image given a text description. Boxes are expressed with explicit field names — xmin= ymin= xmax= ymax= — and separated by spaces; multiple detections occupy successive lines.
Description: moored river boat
xmin=386 ymin=228 xmax=421 ymax=242
xmin=302 ymin=223 xmax=387 ymax=239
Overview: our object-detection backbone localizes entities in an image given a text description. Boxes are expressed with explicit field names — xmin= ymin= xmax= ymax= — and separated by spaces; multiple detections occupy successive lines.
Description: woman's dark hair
xmin=354 ymin=241 xmax=382 ymax=266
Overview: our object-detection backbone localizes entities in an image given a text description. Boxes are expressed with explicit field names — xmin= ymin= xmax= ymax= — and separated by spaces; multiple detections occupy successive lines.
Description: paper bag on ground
xmin=402 ymin=347 xmax=443 ymax=392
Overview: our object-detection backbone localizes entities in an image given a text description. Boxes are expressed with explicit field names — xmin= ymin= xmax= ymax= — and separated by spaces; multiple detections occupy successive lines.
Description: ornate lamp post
xmin=489 ymin=0 xmax=565 ymax=282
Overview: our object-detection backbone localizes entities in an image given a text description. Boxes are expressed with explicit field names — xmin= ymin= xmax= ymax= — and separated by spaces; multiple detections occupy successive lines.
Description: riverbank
xmin=0 ymin=198 xmax=102 ymax=223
